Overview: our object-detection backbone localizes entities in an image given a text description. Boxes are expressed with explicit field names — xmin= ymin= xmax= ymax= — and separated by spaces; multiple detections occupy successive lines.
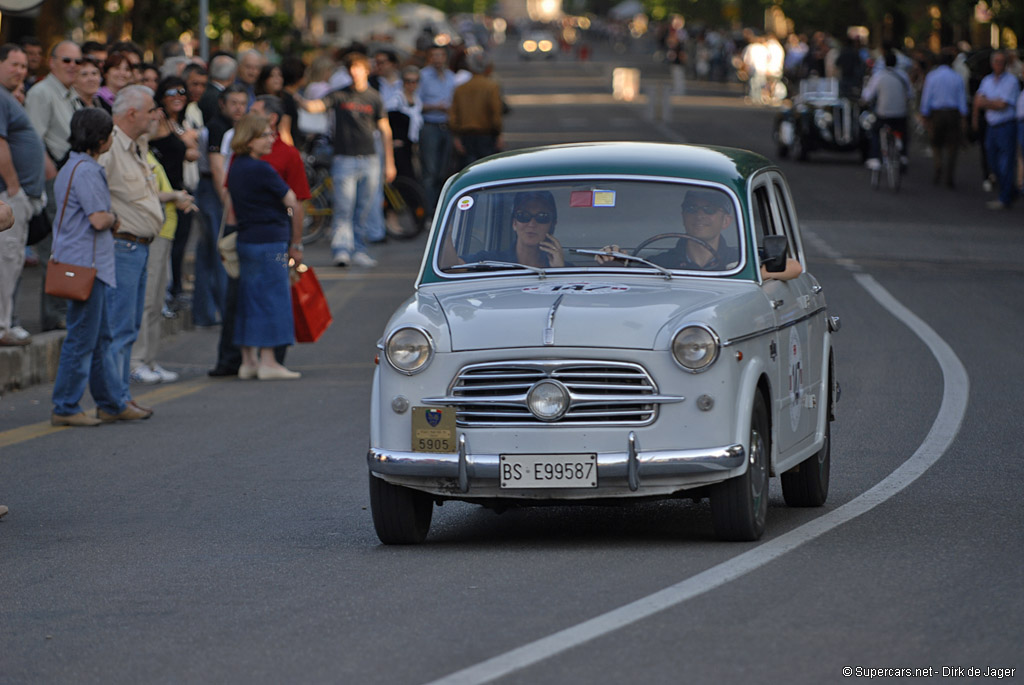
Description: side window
xmin=771 ymin=180 xmax=798 ymax=257
xmin=751 ymin=185 xmax=775 ymax=251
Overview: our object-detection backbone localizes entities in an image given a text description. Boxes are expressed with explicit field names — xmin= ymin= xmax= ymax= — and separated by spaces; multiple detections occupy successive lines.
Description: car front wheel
xmin=369 ymin=474 xmax=433 ymax=544
xmin=711 ymin=393 xmax=769 ymax=541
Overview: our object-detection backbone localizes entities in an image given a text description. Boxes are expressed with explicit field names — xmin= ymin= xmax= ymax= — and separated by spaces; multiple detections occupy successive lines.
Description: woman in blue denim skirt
xmin=226 ymin=112 xmax=304 ymax=380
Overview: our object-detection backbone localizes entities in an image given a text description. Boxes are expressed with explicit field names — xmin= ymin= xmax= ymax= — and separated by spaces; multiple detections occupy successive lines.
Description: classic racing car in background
xmin=368 ymin=142 xmax=840 ymax=543
xmin=773 ymin=76 xmax=869 ymax=161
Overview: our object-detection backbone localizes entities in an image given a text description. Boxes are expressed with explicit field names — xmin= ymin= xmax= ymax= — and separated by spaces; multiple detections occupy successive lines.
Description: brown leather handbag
xmin=45 ymin=161 xmax=97 ymax=302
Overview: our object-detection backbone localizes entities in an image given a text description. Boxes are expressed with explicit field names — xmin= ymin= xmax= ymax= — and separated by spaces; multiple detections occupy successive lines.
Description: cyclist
xmin=861 ymin=51 xmax=914 ymax=172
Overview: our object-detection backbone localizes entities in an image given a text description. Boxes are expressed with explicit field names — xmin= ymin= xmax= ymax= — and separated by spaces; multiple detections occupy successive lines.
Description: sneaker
xmin=0 ymin=332 xmax=30 ymax=347
xmin=351 ymin=251 xmax=378 ymax=267
xmin=161 ymin=305 xmax=177 ymax=319
xmin=130 ymin=366 xmax=162 ymax=384
xmin=10 ymin=326 xmax=32 ymax=342
xmin=333 ymin=249 xmax=351 ymax=267
xmin=865 ymin=158 xmax=881 ymax=171
xmin=150 ymin=364 xmax=179 ymax=383
xmin=983 ymin=179 xmax=994 ymax=192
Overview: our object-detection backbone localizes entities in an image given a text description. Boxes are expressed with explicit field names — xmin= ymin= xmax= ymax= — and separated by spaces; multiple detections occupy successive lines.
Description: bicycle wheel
xmin=886 ymin=135 xmax=902 ymax=191
xmin=302 ymin=166 xmax=332 ymax=245
xmin=383 ymin=176 xmax=427 ymax=240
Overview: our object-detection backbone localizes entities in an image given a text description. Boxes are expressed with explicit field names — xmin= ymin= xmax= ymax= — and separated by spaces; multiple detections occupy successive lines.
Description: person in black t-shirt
xmin=298 ymin=52 xmax=396 ymax=267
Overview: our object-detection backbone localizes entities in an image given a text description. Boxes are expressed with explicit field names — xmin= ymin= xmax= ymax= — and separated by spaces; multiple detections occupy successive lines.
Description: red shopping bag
xmin=291 ymin=265 xmax=333 ymax=343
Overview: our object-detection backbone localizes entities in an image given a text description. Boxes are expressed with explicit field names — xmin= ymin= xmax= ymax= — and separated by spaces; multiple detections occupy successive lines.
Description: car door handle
xmin=812 ymin=284 xmax=823 ymax=294
xmin=771 ymin=299 xmax=784 ymax=309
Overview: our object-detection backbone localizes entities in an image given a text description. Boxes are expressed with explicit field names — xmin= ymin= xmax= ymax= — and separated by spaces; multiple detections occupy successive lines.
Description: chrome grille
xmin=425 ymin=360 xmax=673 ymax=426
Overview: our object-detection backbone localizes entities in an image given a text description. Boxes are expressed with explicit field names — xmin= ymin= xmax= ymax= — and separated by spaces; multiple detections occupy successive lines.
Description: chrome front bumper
xmin=367 ymin=432 xmax=746 ymax=498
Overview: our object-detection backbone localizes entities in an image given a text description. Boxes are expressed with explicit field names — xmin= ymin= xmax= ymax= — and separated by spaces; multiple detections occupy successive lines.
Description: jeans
xmin=363 ymin=136 xmax=387 ymax=244
xmin=52 ymin=281 xmax=122 ymax=416
xmin=330 ymin=154 xmax=380 ymax=256
xmin=193 ymin=178 xmax=228 ymax=326
xmin=986 ymin=120 xmax=1018 ymax=206
xmin=419 ymin=122 xmax=452 ymax=215
xmin=106 ymin=238 xmax=149 ymax=406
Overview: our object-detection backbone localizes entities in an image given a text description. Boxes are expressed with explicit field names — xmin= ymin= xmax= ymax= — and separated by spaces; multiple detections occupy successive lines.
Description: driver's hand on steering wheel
xmin=595 ymin=245 xmax=622 ymax=264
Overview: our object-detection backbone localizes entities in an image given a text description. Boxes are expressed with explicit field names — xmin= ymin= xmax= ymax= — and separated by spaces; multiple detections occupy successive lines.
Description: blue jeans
xmin=363 ymin=136 xmax=387 ymax=244
xmin=986 ymin=120 xmax=1018 ymax=206
xmin=52 ymin=281 xmax=123 ymax=416
xmin=193 ymin=178 xmax=228 ymax=326
xmin=330 ymin=154 xmax=380 ymax=256
xmin=106 ymin=238 xmax=149 ymax=406
xmin=419 ymin=122 xmax=451 ymax=215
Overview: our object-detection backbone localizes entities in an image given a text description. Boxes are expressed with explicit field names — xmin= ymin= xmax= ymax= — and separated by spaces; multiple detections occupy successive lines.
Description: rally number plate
xmin=410 ymin=407 xmax=456 ymax=453
xmin=500 ymin=454 xmax=597 ymax=489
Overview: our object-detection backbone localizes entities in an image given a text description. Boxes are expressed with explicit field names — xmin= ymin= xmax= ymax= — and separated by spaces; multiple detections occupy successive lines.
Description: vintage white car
xmin=368 ymin=142 xmax=840 ymax=543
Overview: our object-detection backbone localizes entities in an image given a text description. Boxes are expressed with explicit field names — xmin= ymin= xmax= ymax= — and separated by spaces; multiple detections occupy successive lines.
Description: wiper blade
xmin=570 ymin=248 xmax=673 ymax=280
xmin=453 ymin=261 xmax=547 ymax=277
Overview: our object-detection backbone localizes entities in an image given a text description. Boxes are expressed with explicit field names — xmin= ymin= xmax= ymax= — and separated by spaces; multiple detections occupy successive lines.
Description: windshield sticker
xmin=593 ymin=190 xmax=616 ymax=207
xmin=570 ymin=190 xmax=593 ymax=207
xmin=457 ymin=196 xmax=474 ymax=210
xmin=522 ymin=283 xmax=630 ymax=294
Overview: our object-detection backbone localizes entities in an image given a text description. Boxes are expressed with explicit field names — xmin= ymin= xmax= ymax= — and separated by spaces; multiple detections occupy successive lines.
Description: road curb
xmin=0 ymin=312 xmax=194 ymax=394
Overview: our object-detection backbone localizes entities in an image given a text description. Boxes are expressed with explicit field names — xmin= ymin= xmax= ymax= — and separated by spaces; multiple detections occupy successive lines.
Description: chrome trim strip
xmin=367 ymin=443 xmax=747 ymax=484
xmin=543 ymin=293 xmax=564 ymax=346
xmin=721 ymin=306 xmax=829 ymax=346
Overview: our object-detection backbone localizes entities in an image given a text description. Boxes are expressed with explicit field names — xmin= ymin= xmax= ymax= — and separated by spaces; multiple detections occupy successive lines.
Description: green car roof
xmin=442 ymin=142 xmax=776 ymax=200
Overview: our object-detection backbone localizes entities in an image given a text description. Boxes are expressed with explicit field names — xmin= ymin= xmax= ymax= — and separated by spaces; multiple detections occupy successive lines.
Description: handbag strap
xmin=51 ymin=160 xmax=97 ymax=267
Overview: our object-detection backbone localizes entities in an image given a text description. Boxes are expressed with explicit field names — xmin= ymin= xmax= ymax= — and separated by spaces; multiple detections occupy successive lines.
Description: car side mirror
xmin=760 ymin=235 xmax=789 ymax=273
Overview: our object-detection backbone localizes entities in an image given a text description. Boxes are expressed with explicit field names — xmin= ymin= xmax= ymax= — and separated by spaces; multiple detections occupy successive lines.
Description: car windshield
xmin=435 ymin=180 xmax=745 ymax=277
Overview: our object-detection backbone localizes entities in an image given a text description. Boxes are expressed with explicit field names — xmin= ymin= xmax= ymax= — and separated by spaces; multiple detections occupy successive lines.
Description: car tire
xmin=776 ymin=143 xmax=789 ymax=159
xmin=369 ymin=473 xmax=433 ymax=544
xmin=793 ymin=135 xmax=809 ymax=162
xmin=782 ymin=363 xmax=833 ymax=507
xmin=711 ymin=393 xmax=769 ymax=541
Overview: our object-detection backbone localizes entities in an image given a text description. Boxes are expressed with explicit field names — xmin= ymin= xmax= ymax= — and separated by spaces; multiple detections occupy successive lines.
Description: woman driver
xmin=441 ymin=191 xmax=564 ymax=269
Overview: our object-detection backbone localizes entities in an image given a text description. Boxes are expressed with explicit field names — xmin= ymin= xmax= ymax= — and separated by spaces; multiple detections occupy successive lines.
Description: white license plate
xmin=500 ymin=454 xmax=597 ymax=489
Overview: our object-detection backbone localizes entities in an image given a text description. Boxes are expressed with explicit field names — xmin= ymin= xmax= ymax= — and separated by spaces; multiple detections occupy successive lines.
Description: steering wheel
xmin=631 ymin=233 xmax=720 ymax=269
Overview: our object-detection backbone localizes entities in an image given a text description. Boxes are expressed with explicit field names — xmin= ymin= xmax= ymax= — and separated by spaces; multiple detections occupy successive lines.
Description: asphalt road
xmin=1 ymin=40 xmax=1021 ymax=684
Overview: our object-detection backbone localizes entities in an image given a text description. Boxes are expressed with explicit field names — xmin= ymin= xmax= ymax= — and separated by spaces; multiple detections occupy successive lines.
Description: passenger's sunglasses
xmin=513 ymin=210 xmax=553 ymax=224
xmin=59 ymin=57 xmax=84 ymax=65
xmin=682 ymin=204 xmax=723 ymax=215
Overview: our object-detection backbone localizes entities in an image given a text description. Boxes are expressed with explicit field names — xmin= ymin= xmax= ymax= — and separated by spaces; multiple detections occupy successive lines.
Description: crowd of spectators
xmin=658 ymin=22 xmax=1024 ymax=207
xmin=0 ymin=32 xmax=505 ymax=411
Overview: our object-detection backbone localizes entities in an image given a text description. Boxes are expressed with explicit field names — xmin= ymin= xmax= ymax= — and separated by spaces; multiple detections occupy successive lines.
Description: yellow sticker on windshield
xmin=593 ymin=190 xmax=616 ymax=207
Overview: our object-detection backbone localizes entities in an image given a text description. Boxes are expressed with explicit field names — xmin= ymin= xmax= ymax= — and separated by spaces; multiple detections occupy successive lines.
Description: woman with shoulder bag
xmin=227 ymin=113 xmax=304 ymax=380
xmin=51 ymin=108 xmax=147 ymax=426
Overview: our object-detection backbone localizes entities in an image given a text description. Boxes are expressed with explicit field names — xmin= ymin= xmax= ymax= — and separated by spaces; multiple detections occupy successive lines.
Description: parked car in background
xmin=368 ymin=142 xmax=840 ymax=544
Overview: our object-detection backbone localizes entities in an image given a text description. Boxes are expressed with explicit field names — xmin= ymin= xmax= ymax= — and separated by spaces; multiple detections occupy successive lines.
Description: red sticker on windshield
xmin=570 ymin=191 xmax=593 ymax=207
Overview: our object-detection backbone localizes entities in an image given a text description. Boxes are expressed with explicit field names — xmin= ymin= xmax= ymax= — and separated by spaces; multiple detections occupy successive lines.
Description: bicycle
xmin=870 ymin=123 xmax=903 ymax=192
xmin=300 ymin=137 xmax=428 ymax=245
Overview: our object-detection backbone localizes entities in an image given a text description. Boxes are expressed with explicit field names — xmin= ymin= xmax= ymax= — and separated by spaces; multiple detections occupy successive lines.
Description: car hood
xmin=433 ymin=279 xmax=758 ymax=351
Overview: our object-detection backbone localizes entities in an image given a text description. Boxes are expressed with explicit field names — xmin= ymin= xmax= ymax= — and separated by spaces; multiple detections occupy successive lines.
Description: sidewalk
xmin=0 ymin=252 xmax=194 ymax=393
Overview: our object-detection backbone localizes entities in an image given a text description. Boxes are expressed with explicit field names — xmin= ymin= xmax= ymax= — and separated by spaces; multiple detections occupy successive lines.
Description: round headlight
xmin=672 ymin=325 xmax=719 ymax=373
xmin=527 ymin=379 xmax=569 ymax=421
xmin=385 ymin=327 xmax=433 ymax=374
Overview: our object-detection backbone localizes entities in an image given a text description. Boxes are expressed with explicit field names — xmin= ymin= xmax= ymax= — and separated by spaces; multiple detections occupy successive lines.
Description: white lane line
xmin=425 ymin=274 xmax=969 ymax=685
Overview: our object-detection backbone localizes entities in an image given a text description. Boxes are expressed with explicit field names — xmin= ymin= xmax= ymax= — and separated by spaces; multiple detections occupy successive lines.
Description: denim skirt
xmin=233 ymin=241 xmax=295 ymax=348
